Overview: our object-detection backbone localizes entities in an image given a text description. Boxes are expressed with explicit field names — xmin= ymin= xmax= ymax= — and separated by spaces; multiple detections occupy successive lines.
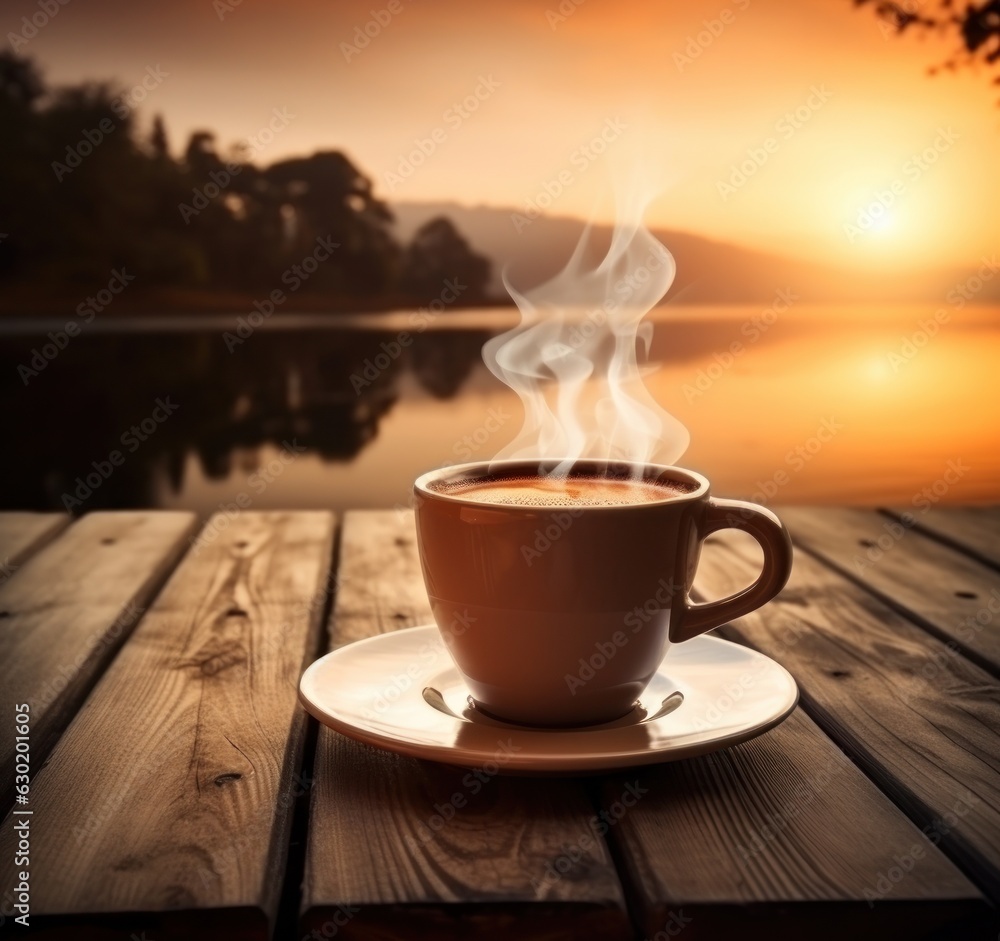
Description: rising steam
xmin=483 ymin=178 xmax=689 ymax=476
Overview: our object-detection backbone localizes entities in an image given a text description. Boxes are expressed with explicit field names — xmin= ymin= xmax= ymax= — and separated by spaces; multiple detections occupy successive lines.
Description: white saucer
xmin=298 ymin=625 xmax=798 ymax=773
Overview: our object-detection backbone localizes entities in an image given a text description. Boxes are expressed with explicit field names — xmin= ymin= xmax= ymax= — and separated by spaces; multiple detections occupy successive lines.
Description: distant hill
xmin=391 ymin=201 xmax=1000 ymax=306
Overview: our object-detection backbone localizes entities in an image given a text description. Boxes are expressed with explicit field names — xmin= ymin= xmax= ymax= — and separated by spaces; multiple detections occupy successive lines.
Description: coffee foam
xmin=432 ymin=474 xmax=694 ymax=507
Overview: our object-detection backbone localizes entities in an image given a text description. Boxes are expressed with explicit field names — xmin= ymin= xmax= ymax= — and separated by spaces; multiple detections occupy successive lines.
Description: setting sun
xmin=2 ymin=2 xmax=999 ymax=937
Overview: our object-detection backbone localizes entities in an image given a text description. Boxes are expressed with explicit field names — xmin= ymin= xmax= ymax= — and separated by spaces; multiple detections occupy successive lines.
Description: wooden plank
xmin=0 ymin=511 xmax=335 ymax=939
xmin=326 ymin=509 xmax=431 ymax=648
xmin=603 ymin=709 xmax=985 ymax=940
xmin=782 ymin=507 xmax=1000 ymax=676
xmin=0 ymin=511 xmax=197 ymax=796
xmin=301 ymin=510 xmax=631 ymax=940
xmin=0 ymin=512 xmax=71 ymax=582
xmin=885 ymin=505 xmax=1000 ymax=572
xmin=690 ymin=526 xmax=1000 ymax=903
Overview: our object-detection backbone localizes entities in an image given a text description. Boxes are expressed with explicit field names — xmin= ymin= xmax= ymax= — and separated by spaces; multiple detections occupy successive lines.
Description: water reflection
xmin=0 ymin=327 xmax=490 ymax=511
xmin=1 ymin=307 xmax=998 ymax=514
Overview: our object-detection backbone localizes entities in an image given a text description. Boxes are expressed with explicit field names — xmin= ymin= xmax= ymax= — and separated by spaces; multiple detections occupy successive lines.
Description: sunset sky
xmin=10 ymin=0 xmax=1000 ymax=270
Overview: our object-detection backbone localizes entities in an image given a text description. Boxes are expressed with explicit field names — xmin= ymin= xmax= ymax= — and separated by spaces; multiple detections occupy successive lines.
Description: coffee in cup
xmin=414 ymin=460 xmax=792 ymax=727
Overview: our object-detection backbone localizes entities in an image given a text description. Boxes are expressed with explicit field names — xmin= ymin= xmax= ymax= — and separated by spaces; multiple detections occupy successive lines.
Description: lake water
xmin=2 ymin=305 xmax=998 ymax=517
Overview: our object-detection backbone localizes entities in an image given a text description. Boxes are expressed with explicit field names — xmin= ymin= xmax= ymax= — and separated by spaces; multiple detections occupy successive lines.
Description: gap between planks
xmin=301 ymin=510 xmax=632 ymax=941
xmin=0 ymin=512 xmax=71 ymax=579
xmin=695 ymin=521 xmax=1000 ymax=907
xmin=0 ymin=511 xmax=197 ymax=804
xmin=0 ymin=511 xmax=336 ymax=940
xmin=303 ymin=509 xmax=992 ymax=940
xmin=782 ymin=506 xmax=1000 ymax=678
xmin=881 ymin=505 xmax=1000 ymax=573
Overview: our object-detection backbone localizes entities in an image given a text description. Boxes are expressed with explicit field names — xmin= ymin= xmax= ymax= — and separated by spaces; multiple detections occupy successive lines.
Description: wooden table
xmin=1 ymin=507 xmax=998 ymax=939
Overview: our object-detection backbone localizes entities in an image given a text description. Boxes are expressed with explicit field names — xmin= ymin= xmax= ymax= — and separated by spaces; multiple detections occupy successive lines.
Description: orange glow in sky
xmin=14 ymin=0 xmax=1000 ymax=269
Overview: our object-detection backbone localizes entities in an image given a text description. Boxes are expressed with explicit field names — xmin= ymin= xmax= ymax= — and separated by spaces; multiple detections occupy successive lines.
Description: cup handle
xmin=670 ymin=497 xmax=793 ymax=644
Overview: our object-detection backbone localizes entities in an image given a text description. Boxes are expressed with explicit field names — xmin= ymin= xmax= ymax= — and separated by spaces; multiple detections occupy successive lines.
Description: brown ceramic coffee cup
xmin=413 ymin=459 xmax=792 ymax=727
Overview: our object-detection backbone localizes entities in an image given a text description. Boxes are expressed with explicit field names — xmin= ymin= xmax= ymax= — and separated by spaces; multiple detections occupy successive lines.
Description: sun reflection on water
xmin=158 ymin=308 xmax=1000 ymax=514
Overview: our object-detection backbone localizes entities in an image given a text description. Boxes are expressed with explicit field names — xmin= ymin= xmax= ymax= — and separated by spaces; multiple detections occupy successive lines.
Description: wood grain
xmin=0 ymin=511 xmax=196 ymax=796
xmin=0 ymin=511 xmax=335 ymax=939
xmin=782 ymin=507 xmax=1000 ymax=675
xmin=301 ymin=510 xmax=631 ymax=941
xmin=692 ymin=526 xmax=1000 ymax=903
xmin=0 ymin=512 xmax=71 ymax=579
xmin=329 ymin=508 xmax=432 ymax=645
xmin=603 ymin=708 xmax=985 ymax=940
xmin=885 ymin=505 xmax=1000 ymax=572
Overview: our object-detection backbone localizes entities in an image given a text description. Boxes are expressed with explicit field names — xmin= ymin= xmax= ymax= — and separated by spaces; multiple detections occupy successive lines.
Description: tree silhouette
xmin=0 ymin=52 xmax=46 ymax=278
xmin=0 ymin=52 xmax=491 ymax=311
xmin=265 ymin=151 xmax=399 ymax=294
xmin=855 ymin=0 xmax=1000 ymax=101
xmin=0 ymin=52 xmax=43 ymax=106
xmin=150 ymin=114 xmax=170 ymax=161
xmin=399 ymin=217 xmax=491 ymax=304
